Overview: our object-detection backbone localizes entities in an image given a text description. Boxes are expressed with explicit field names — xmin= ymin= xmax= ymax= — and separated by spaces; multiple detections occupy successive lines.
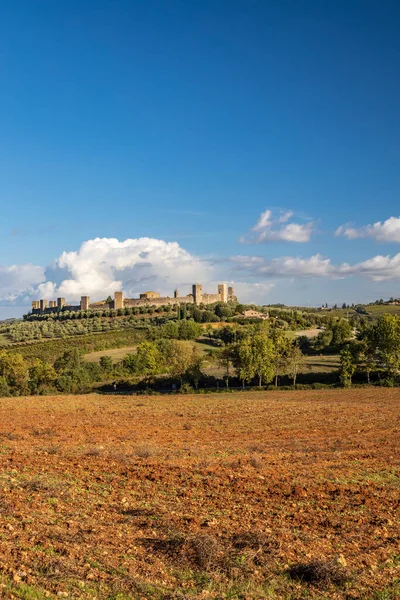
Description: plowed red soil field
xmin=0 ymin=389 xmax=399 ymax=599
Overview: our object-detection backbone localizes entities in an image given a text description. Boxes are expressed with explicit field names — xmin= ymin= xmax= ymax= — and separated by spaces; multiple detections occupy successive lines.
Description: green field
xmin=84 ymin=339 xmax=216 ymax=364
xmin=286 ymin=327 xmax=321 ymax=339
xmin=7 ymin=329 xmax=143 ymax=364
xmin=0 ymin=333 xmax=11 ymax=346
xmin=303 ymin=353 xmax=340 ymax=373
xmin=366 ymin=304 xmax=400 ymax=317
xmin=323 ymin=303 xmax=400 ymax=320
xmin=84 ymin=345 xmax=138 ymax=363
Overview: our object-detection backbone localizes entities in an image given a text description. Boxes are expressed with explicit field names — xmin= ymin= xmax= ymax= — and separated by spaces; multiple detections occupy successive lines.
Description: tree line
xmin=339 ymin=314 xmax=400 ymax=386
xmin=2 ymin=314 xmax=400 ymax=397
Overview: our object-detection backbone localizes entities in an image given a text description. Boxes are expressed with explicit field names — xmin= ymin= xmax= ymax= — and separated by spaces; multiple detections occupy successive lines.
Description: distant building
xmin=139 ymin=291 xmax=161 ymax=300
xmin=242 ymin=309 xmax=268 ymax=320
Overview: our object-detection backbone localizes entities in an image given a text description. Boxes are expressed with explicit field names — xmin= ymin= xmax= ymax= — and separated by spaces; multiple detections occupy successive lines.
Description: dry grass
xmin=83 ymin=345 xmax=138 ymax=363
xmin=288 ymin=559 xmax=350 ymax=586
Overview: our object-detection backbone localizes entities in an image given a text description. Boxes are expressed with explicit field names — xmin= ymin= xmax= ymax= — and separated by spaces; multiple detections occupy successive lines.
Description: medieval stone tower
xmin=114 ymin=291 xmax=124 ymax=309
xmin=192 ymin=284 xmax=203 ymax=304
xmin=218 ymin=283 xmax=228 ymax=303
xmin=80 ymin=296 xmax=90 ymax=310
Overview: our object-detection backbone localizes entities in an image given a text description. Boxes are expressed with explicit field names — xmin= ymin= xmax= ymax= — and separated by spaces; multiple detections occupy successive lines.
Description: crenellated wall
xmin=202 ymin=293 xmax=220 ymax=304
xmin=31 ymin=283 xmax=235 ymax=314
xmin=124 ymin=294 xmax=194 ymax=308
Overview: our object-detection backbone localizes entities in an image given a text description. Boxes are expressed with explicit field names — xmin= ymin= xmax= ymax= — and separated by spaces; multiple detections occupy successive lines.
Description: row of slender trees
xmin=119 ymin=324 xmax=305 ymax=389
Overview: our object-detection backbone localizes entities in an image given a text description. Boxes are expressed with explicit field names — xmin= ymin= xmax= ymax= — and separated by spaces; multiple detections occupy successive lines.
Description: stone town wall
xmin=202 ymin=293 xmax=221 ymax=304
xmin=31 ymin=283 xmax=235 ymax=315
xmin=124 ymin=295 xmax=194 ymax=308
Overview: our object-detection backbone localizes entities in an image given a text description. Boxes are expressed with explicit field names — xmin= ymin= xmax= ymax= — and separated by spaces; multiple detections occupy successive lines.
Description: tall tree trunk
xmin=293 ymin=373 xmax=297 ymax=388
xmin=258 ymin=374 xmax=262 ymax=388
xmin=367 ymin=370 xmax=370 ymax=384
xmin=275 ymin=372 xmax=278 ymax=387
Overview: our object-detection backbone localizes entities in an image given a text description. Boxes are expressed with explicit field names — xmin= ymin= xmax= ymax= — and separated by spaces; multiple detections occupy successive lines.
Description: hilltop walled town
xmin=31 ymin=283 xmax=236 ymax=314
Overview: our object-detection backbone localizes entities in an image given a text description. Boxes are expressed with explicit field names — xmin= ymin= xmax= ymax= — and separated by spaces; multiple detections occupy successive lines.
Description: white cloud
xmin=336 ymin=216 xmax=400 ymax=243
xmin=231 ymin=252 xmax=400 ymax=281
xmin=241 ymin=209 xmax=314 ymax=244
xmin=0 ymin=264 xmax=45 ymax=302
xmin=45 ymin=237 xmax=214 ymax=301
xmin=0 ymin=237 xmax=215 ymax=306
xmin=2 ymin=236 xmax=400 ymax=310
xmin=340 ymin=253 xmax=400 ymax=281
xmin=230 ymin=281 xmax=275 ymax=304
xmin=232 ymin=254 xmax=336 ymax=278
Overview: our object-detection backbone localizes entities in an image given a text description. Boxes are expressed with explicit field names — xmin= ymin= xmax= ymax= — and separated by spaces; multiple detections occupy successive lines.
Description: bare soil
xmin=0 ymin=389 xmax=399 ymax=599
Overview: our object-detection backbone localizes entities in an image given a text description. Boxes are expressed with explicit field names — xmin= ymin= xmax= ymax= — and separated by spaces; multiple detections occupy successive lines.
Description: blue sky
xmin=1 ymin=0 xmax=400 ymax=318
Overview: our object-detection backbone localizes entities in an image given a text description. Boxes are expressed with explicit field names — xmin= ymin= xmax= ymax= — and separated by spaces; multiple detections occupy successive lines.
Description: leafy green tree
xmin=313 ymin=329 xmax=333 ymax=352
xmin=123 ymin=353 xmax=137 ymax=374
xmin=373 ymin=314 xmax=400 ymax=375
xmin=135 ymin=342 xmax=163 ymax=380
xmin=217 ymin=325 xmax=240 ymax=345
xmin=355 ymin=329 xmax=377 ymax=384
xmin=177 ymin=320 xmax=202 ymax=340
xmin=331 ymin=319 xmax=352 ymax=347
xmin=0 ymin=376 xmax=11 ymax=397
xmin=53 ymin=349 xmax=92 ymax=393
xmin=251 ymin=332 xmax=274 ymax=387
xmin=193 ymin=308 xmax=203 ymax=323
xmin=217 ymin=344 xmax=234 ymax=388
xmin=286 ymin=342 xmax=305 ymax=387
xmin=166 ymin=341 xmax=194 ymax=385
xmin=29 ymin=359 xmax=57 ymax=394
xmin=215 ymin=304 xmax=233 ymax=319
xmin=232 ymin=336 xmax=253 ymax=388
xmin=99 ymin=355 xmax=113 ymax=373
xmin=186 ymin=348 xmax=204 ymax=390
xmin=55 ymin=370 xmax=91 ymax=393
xmin=0 ymin=351 xmax=28 ymax=395
xmin=205 ymin=323 xmax=214 ymax=341
xmin=271 ymin=329 xmax=290 ymax=386
xmin=339 ymin=346 xmax=357 ymax=387
xmin=54 ymin=349 xmax=81 ymax=373
xmin=154 ymin=338 xmax=173 ymax=358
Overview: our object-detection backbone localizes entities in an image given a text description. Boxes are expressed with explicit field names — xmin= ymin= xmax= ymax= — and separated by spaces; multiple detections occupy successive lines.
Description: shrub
xmin=134 ymin=445 xmax=158 ymax=458
xmin=180 ymin=382 xmax=194 ymax=394
xmin=288 ymin=559 xmax=349 ymax=586
xmin=0 ymin=376 xmax=11 ymax=397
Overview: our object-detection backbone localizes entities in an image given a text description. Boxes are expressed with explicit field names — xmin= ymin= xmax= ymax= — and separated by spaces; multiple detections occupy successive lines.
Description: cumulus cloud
xmin=336 ymin=216 xmax=400 ymax=243
xmin=44 ymin=237 xmax=215 ymax=301
xmin=240 ymin=209 xmax=314 ymax=244
xmin=232 ymin=254 xmax=336 ymax=278
xmin=230 ymin=281 xmax=275 ymax=304
xmin=340 ymin=253 xmax=400 ymax=281
xmin=0 ymin=237 xmax=215 ymax=305
xmin=231 ymin=252 xmax=400 ymax=281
